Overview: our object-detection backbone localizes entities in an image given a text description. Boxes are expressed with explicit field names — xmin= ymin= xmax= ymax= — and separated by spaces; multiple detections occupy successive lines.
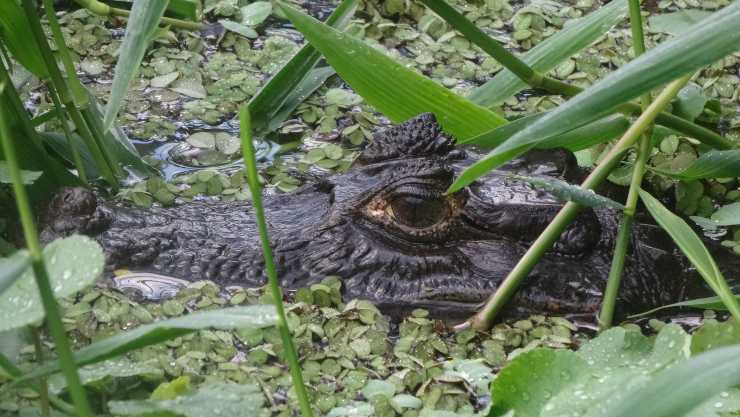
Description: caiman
xmin=37 ymin=114 xmax=739 ymax=319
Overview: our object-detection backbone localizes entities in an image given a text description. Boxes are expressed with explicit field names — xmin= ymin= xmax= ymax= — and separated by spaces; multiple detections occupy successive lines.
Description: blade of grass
xmin=599 ymin=0 xmax=653 ymax=331
xmin=0 ymin=83 xmax=94 ymax=417
xmin=0 ymin=352 xmax=75 ymax=415
xmin=0 ymin=1 xmax=48 ymax=78
xmin=249 ymin=0 xmax=358 ymax=135
xmin=276 ymin=1 xmax=506 ymax=141
xmin=629 ymin=295 xmax=740 ymax=317
xmin=639 ymin=190 xmax=740 ymax=322
xmin=508 ymin=174 xmax=625 ymax=209
xmin=239 ymin=106 xmax=314 ymax=417
xmin=0 ymin=250 xmax=30 ymax=297
xmin=448 ymin=1 xmax=740 ymax=193
xmin=74 ymin=0 xmax=202 ymax=30
xmin=103 ymin=0 xmax=169 ymax=132
xmin=467 ymin=74 xmax=691 ymax=331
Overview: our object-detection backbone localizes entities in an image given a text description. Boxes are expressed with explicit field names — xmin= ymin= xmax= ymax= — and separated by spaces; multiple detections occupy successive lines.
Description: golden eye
xmin=386 ymin=194 xmax=450 ymax=228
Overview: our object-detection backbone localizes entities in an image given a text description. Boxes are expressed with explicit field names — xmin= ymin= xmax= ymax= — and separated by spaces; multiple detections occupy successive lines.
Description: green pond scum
xmin=1 ymin=0 xmax=740 ymax=415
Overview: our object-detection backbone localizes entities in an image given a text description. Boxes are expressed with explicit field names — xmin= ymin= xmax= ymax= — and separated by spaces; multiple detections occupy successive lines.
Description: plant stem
xmin=42 ymin=0 xmax=89 ymax=107
xmin=21 ymin=0 xmax=120 ymax=189
xmin=73 ymin=0 xmax=203 ymax=31
xmin=0 ymin=352 xmax=75 ymax=415
xmin=32 ymin=328 xmax=51 ymax=417
xmin=421 ymin=0 xmax=733 ymax=150
xmin=469 ymin=74 xmax=692 ymax=330
xmin=598 ymin=0 xmax=653 ymax=330
xmin=0 ymin=92 xmax=94 ymax=417
xmin=238 ymin=106 xmax=315 ymax=417
xmin=46 ymin=80 xmax=90 ymax=185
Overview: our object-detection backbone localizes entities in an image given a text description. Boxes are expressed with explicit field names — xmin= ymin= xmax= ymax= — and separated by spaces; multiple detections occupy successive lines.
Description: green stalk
xmin=598 ymin=0 xmax=652 ymax=330
xmin=32 ymin=328 xmax=51 ymax=417
xmin=238 ymin=106 xmax=315 ymax=417
xmin=73 ymin=0 xmax=203 ymax=31
xmin=20 ymin=0 xmax=120 ymax=189
xmin=41 ymin=0 xmax=89 ymax=107
xmin=46 ymin=80 xmax=89 ymax=185
xmin=420 ymin=0 xmax=733 ymax=150
xmin=0 ymin=91 xmax=94 ymax=417
xmin=0 ymin=352 xmax=75 ymax=415
xmin=469 ymin=74 xmax=692 ymax=330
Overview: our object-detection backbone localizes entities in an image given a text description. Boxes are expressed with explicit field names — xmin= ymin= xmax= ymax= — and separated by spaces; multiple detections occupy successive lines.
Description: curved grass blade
xmin=276 ymin=1 xmax=506 ymax=140
xmin=449 ymin=2 xmax=740 ymax=192
xmin=629 ymin=295 xmax=738 ymax=318
xmin=0 ymin=1 xmax=47 ymax=78
xmin=103 ymin=0 xmax=169 ymax=131
xmin=460 ymin=113 xmax=629 ymax=151
xmin=249 ymin=0 xmax=358 ymax=135
xmin=509 ymin=174 xmax=625 ymax=209
xmin=16 ymin=306 xmax=277 ymax=384
xmin=653 ymin=149 xmax=740 ymax=180
xmin=639 ymin=189 xmax=740 ymax=321
xmin=597 ymin=344 xmax=740 ymax=417
xmin=467 ymin=0 xmax=629 ymax=107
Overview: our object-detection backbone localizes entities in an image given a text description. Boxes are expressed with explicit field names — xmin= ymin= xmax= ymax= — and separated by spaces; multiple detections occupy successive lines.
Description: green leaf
xmin=0 ymin=1 xmax=47 ymax=78
xmin=0 ymin=250 xmax=30 ymax=297
xmin=276 ymin=1 xmax=506 ymax=140
xmin=219 ymin=20 xmax=258 ymax=39
xmin=691 ymin=319 xmax=740 ymax=355
xmin=18 ymin=305 xmax=277 ymax=383
xmin=629 ymin=295 xmax=740 ymax=317
xmin=450 ymin=2 xmax=740 ymax=192
xmin=649 ymin=10 xmax=713 ymax=36
xmin=240 ymin=1 xmax=272 ymax=26
xmin=656 ymin=150 xmax=740 ymax=180
xmin=639 ymin=190 xmax=740 ymax=318
xmin=490 ymin=325 xmax=695 ymax=417
xmin=460 ymin=113 xmax=629 ymax=151
xmin=108 ymin=382 xmax=266 ymax=417
xmin=0 ymin=161 xmax=42 ymax=185
xmin=673 ymin=82 xmax=707 ymax=121
xmin=103 ymin=0 xmax=169 ymax=131
xmin=48 ymin=358 xmax=162 ymax=395
xmin=468 ymin=0 xmax=629 ymax=107
xmin=0 ymin=236 xmax=104 ymax=332
xmin=249 ymin=0 xmax=359 ymax=135
xmin=509 ymin=174 xmax=625 ymax=209
xmin=710 ymin=203 xmax=740 ymax=226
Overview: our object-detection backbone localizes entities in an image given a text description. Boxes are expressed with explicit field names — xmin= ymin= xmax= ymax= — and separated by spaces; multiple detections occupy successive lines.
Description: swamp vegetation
xmin=1 ymin=0 xmax=740 ymax=416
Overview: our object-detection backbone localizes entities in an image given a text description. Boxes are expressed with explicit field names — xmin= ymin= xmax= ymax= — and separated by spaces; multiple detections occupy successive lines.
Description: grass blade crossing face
xmin=449 ymin=1 xmax=740 ymax=193
xmin=276 ymin=1 xmax=506 ymax=141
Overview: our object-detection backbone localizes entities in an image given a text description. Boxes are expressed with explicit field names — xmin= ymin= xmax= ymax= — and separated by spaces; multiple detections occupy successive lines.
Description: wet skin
xmin=38 ymin=114 xmax=738 ymax=319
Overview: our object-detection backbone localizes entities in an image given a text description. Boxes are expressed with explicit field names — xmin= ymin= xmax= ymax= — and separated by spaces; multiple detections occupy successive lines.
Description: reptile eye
xmin=387 ymin=194 xmax=448 ymax=228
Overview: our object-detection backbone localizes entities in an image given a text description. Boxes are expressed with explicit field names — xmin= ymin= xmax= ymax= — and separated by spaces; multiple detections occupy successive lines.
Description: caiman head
xmin=41 ymin=113 xmax=693 ymax=319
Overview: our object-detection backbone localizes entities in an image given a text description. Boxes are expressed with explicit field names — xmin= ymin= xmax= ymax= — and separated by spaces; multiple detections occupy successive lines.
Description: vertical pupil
xmin=391 ymin=195 xmax=446 ymax=228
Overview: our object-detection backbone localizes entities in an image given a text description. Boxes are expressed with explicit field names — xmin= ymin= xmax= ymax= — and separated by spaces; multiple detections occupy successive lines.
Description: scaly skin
xmin=39 ymin=114 xmax=733 ymax=319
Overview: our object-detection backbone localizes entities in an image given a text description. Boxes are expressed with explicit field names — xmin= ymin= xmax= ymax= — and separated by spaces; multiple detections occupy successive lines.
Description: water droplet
xmin=714 ymin=402 xmax=723 ymax=408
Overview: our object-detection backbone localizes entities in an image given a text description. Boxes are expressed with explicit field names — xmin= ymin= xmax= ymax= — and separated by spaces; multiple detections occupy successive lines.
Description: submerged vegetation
xmin=1 ymin=0 xmax=740 ymax=415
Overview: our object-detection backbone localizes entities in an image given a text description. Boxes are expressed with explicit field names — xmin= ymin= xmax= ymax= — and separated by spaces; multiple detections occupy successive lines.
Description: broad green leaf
xmin=48 ymin=358 xmax=162 ymax=394
xmin=710 ymin=203 xmax=740 ymax=226
xmin=673 ymin=82 xmax=707 ymax=121
xmin=240 ymin=1 xmax=272 ymax=26
xmin=0 ymin=250 xmax=30 ymax=297
xmin=509 ymin=174 xmax=625 ymax=209
xmin=490 ymin=325 xmax=694 ymax=417
xmin=639 ymin=190 xmax=740 ymax=317
xmin=0 ymin=236 xmax=104 ymax=332
xmin=0 ymin=1 xmax=47 ymax=78
xmin=108 ymin=382 xmax=266 ymax=417
xmin=249 ymin=0 xmax=359 ymax=135
xmin=277 ymin=1 xmax=506 ymax=140
xmin=690 ymin=319 xmax=740 ymax=355
xmin=597 ymin=344 xmax=740 ymax=417
xmin=656 ymin=150 xmax=740 ymax=180
xmin=103 ymin=0 xmax=169 ymax=131
xmin=0 ymin=162 xmax=42 ymax=185
xmin=450 ymin=2 xmax=740 ymax=192
xmin=649 ymin=10 xmax=713 ymax=35
xmin=467 ymin=0 xmax=629 ymax=107
xmin=219 ymin=20 xmax=258 ymax=39
xmin=18 ymin=305 xmax=277 ymax=383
